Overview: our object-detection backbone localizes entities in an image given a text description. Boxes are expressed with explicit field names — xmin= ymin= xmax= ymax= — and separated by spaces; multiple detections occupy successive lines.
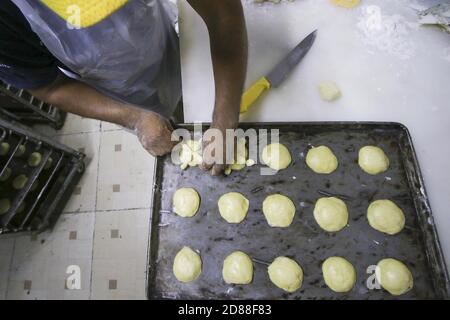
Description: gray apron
xmin=12 ymin=0 xmax=182 ymax=118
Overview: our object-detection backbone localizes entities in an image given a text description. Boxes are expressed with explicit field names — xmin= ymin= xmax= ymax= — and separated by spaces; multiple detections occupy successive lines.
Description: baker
xmin=0 ymin=0 xmax=248 ymax=175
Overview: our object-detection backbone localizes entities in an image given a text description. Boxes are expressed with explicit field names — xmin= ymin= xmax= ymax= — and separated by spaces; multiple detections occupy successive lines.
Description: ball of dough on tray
xmin=14 ymin=144 xmax=26 ymax=158
xmin=173 ymin=246 xmax=202 ymax=283
xmin=367 ymin=200 xmax=405 ymax=235
xmin=261 ymin=143 xmax=292 ymax=170
xmin=28 ymin=152 xmax=43 ymax=167
xmin=0 ymin=167 xmax=12 ymax=182
xmin=268 ymin=256 xmax=303 ymax=292
xmin=262 ymin=194 xmax=296 ymax=228
xmin=318 ymin=81 xmax=341 ymax=101
xmin=12 ymin=174 xmax=28 ymax=190
xmin=44 ymin=157 xmax=53 ymax=170
xmin=322 ymin=256 xmax=356 ymax=293
xmin=218 ymin=192 xmax=249 ymax=223
xmin=313 ymin=197 xmax=349 ymax=232
xmin=173 ymin=188 xmax=200 ymax=218
xmin=358 ymin=146 xmax=390 ymax=175
xmin=306 ymin=146 xmax=338 ymax=174
xmin=0 ymin=142 xmax=10 ymax=156
xmin=223 ymin=251 xmax=253 ymax=285
xmin=0 ymin=198 xmax=11 ymax=215
xmin=376 ymin=258 xmax=413 ymax=296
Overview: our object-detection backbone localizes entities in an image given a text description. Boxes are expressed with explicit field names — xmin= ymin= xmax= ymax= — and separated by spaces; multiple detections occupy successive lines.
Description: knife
xmin=240 ymin=30 xmax=317 ymax=113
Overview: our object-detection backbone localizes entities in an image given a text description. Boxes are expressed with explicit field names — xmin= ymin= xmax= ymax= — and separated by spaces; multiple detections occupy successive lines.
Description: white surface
xmin=179 ymin=0 xmax=450 ymax=270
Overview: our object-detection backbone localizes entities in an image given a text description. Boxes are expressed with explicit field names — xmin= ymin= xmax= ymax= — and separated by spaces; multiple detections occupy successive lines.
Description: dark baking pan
xmin=147 ymin=122 xmax=450 ymax=300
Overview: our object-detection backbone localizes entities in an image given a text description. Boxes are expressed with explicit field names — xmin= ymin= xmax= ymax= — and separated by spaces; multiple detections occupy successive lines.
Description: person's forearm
xmin=29 ymin=74 xmax=141 ymax=129
xmin=188 ymin=0 xmax=248 ymax=128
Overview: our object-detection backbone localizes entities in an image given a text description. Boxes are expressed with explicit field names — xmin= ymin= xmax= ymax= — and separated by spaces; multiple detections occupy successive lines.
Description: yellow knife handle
xmin=240 ymin=77 xmax=271 ymax=113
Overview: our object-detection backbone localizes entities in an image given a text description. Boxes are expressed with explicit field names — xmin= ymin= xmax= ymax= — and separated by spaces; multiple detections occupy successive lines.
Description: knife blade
xmin=240 ymin=30 xmax=317 ymax=113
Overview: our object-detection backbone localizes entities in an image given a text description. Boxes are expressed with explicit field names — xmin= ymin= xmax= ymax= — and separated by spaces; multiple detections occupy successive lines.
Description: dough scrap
xmin=0 ymin=142 xmax=10 ymax=156
xmin=376 ymin=258 xmax=413 ymax=296
xmin=178 ymin=139 xmax=203 ymax=170
xmin=218 ymin=192 xmax=249 ymax=223
xmin=367 ymin=200 xmax=405 ymax=235
xmin=225 ymin=138 xmax=249 ymax=175
xmin=173 ymin=246 xmax=202 ymax=283
xmin=330 ymin=0 xmax=361 ymax=9
xmin=268 ymin=256 xmax=303 ymax=292
xmin=28 ymin=152 xmax=43 ymax=167
xmin=319 ymin=81 xmax=341 ymax=101
xmin=12 ymin=174 xmax=28 ymax=190
xmin=223 ymin=251 xmax=253 ymax=285
xmin=261 ymin=143 xmax=292 ymax=170
xmin=322 ymin=256 xmax=356 ymax=292
xmin=314 ymin=197 xmax=349 ymax=232
xmin=306 ymin=145 xmax=338 ymax=174
xmin=0 ymin=198 xmax=10 ymax=215
xmin=173 ymin=188 xmax=200 ymax=218
xmin=262 ymin=194 xmax=296 ymax=228
xmin=358 ymin=146 xmax=390 ymax=175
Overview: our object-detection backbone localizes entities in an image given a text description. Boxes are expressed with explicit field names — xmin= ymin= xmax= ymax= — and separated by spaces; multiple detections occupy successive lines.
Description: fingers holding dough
xmin=367 ymin=200 xmax=405 ymax=235
xmin=262 ymin=194 xmax=296 ymax=228
xmin=173 ymin=188 xmax=200 ymax=218
xmin=322 ymin=256 xmax=356 ymax=293
xmin=173 ymin=246 xmax=202 ymax=283
xmin=268 ymin=256 xmax=303 ymax=293
xmin=261 ymin=143 xmax=292 ymax=171
xmin=376 ymin=258 xmax=413 ymax=296
xmin=223 ymin=251 xmax=253 ymax=285
xmin=218 ymin=192 xmax=249 ymax=224
xmin=313 ymin=197 xmax=349 ymax=232
xmin=306 ymin=146 xmax=338 ymax=174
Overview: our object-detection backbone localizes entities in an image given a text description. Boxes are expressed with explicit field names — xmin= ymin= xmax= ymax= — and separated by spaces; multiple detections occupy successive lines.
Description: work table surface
xmin=179 ymin=0 xmax=450 ymax=271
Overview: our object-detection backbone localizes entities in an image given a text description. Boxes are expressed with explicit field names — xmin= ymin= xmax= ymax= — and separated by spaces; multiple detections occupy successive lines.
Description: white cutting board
xmin=179 ymin=0 xmax=450 ymax=271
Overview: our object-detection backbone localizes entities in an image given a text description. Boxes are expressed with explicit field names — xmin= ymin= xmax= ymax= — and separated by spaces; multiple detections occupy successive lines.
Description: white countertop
xmin=179 ymin=0 xmax=450 ymax=271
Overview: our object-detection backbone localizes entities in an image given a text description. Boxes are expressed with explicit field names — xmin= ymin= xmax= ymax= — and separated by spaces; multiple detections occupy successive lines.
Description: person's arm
xmin=29 ymin=74 xmax=175 ymax=156
xmin=187 ymin=0 xmax=248 ymax=175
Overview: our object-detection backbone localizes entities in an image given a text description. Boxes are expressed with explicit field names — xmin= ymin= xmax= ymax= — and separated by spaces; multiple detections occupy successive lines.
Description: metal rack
xmin=0 ymin=81 xmax=66 ymax=129
xmin=0 ymin=116 xmax=85 ymax=234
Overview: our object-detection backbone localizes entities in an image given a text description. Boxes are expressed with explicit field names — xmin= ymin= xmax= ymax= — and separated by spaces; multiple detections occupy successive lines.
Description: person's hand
xmin=134 ymin=111 xmax=176 ymax=157
xmin=201 ymin=119 xmax=238 ymax=176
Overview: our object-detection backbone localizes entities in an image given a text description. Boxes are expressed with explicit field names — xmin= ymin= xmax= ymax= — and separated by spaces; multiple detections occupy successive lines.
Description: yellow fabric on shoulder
xmin=41 ymin=0 xmax=129 ymax=28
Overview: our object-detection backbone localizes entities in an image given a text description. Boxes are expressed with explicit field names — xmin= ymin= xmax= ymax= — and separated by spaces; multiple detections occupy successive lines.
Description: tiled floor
xmin=0 ymin=114 xmax=156 ymax=300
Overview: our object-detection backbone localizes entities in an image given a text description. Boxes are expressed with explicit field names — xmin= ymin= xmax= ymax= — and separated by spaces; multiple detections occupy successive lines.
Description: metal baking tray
xmin=147 ymin=122 xmax=450 ymax=300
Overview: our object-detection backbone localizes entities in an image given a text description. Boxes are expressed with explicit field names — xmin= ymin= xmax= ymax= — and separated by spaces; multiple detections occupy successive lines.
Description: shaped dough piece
xmin=358 ymin=146 xmax=390 ymax=175
xmin=44 ymin=157 xmax=53 ymax=170
xmin=262 ymin=194 xmax=296 ymax=228
xmin=268 ymin=256 xmax=303 ymax=292
xmin=12 ymin=174 xmax=28 ymax=190
xmin=261 ymin=143 xmax=292 ymax=170
xmin=173 ymin=247 xmax=202 ymax=283
xmin=314 ymin=197 xmax=349 ymax=232
xmin=223 ymin=251 xmax=253 ymax=285
xmin=0 ymin=198 xmax=10 ymax=215
xmin=0 ymin=142 xmax=10 ymax=156
xmin=330 ymin=0 xmax=360 ymax=9
xmin=319 ymin=81 xmax=341 ymax=101
xmin=28 ymin=152 xmax=43 ymax=167
xmin=218 ymin=192 xmax=249 ymax=223
xmin=173 ymin=188 xmax=200 ymax=218
xmin=367 ymin=200 xmax=405 ymax=235
xmin=306 ymin=146 xmax=338 ymax=174
xmin=322 ymin=256 xmax=356 ymax=293
xmin=14 ymin=144 xmax=26 ymax=158
xmin=0 ymin=167 xmax=12 ymax=182
xmin=376 ymin=258 xmax=413 ymax=296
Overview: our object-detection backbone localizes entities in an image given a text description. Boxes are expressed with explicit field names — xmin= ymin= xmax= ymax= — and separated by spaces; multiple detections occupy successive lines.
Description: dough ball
xmin=12 ymin=174 xmax=28 ymax=190
xmin=261 ymin=143 xmax=292 ymax=170
xmin=218 ymin=192 xmax=249 ymax=223
xmin=44 ymin=157 xmax=53 ymax=170
xmin=313 ymin=197 xmax=349 ymax=232
xmin=173 ymin=246 xmax=202 ymax=283
xmin=14 ymin=144 xmax=26 ymax=158
xmin=0 ymin=142 xmax=10 ymax=156
xmin=262 ymin=194 xmax=296 ymax=228
xmin=367 ymin=200 xmax=405 ymax=235
xmin=179 ymin=139 xmax=202 ymax=170
xmin=330 ymin=0 xmax=361 ymax=9
xmin=222 ymin=251 xmax=253 ymax=285
xmin=306 ymin=146 xmax=338 ymax=174
xmin=0 ymin=198 xmax=10 ymax=215
xmin=319 ymin=81 xmax=341 ymax=101
xmin=0 ymin=167 xmax=12 ymax=182
xmin=376 ymin=258 xmax=413 ymax=296
xmin=28 ymin=152 xmax=43 ymax=167
xmin=173 ymin=188 xmax=200 ymax=218
xmin=322 ymin=256 xmax=356 ymax=292
xmin=268 ymin=256 xmax=303 ymax=292
xmin=358 ymin=146 xmax=390 ymax=175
